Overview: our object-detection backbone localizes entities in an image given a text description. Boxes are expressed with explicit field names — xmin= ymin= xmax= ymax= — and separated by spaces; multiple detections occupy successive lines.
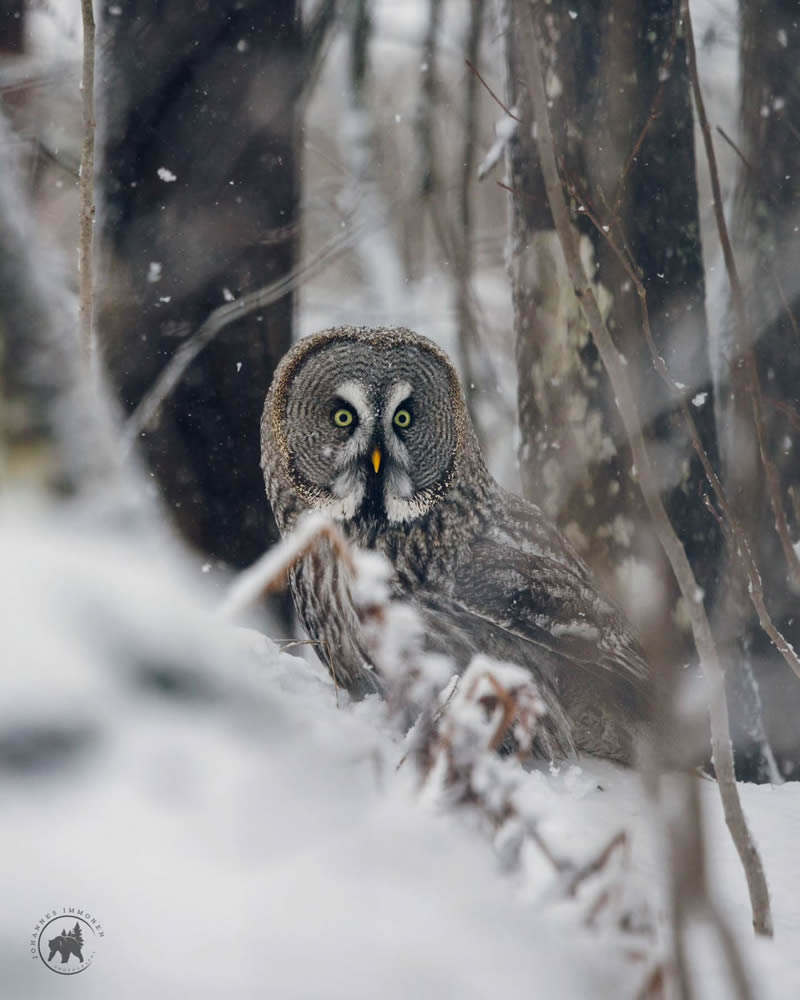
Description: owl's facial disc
xmin=282 ymin=339 xmax=459 ymax=524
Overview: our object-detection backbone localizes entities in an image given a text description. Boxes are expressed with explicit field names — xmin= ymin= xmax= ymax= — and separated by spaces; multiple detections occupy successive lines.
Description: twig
xmin=122 ymin=216 xmax=382 ymax=451
xmin=465 ymin=57 xmax=521 ymax=122
xmin=772 ymin=269 xmax=800 ymax=344
xmin=611 ymin=4 xmax=680 ymax=220
xmin=78 ymin=0 xmax=95 ymax=361
xmin=634 ymin=964 xmax=666 ymax=1000
xmin=518 ymin=0 xmax=772 ymax=937
xmin=562 ymin=830 xmax=627 ymax=897
xmin=683 ymin=0 xmax=800 ymax=591
xmin=715 ymin=125 xmax=753 ymax=173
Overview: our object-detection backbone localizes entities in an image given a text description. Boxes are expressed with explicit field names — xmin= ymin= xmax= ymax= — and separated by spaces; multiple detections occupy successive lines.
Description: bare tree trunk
xmin=712 ymin=0 xmax=800 ymax=781
xmin=0 ymin=0 xmax=23 ymax=55
xmin=503 ymin=0 xmax=720 ymax=642
xmin=0 ymin=1 xmax=27 ymax=139
xmin=96 ymin=0 xmax=300 ymax=572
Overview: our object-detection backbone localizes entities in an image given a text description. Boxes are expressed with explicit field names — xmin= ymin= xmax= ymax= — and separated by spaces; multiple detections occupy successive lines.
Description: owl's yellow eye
xmin=332 ymin=407 xmax=355 ymax=428
xmin=393 ymin=408 xmax=412 ymax=429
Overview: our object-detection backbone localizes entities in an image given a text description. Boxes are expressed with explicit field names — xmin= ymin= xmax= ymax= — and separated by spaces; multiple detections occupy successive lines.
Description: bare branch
xmin=610 ymin=4 xmax=680 ymax=221
xmin=122 ymin=216 xmax=381 ymax=451
xmin=715 ymin=125 xmax=754 ymax=173
xmin=516 ymin=0 xmax=772 ymax=938
xmin=465 ymin=56 xmax=521 ymax=122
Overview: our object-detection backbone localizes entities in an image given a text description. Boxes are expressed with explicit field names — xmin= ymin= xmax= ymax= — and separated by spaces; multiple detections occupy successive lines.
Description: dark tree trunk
xmin=0 ymin=0 xmax=23 ymax=54
xmin=0 ymin=1 xmax=26 ymax=129
xmin=504 ymin=0 xmax=721 ymax=647
xmin=96 ymin=1 xmax=300 ymax=572
xmin=714 ymin=0 xmax=800 ymax=780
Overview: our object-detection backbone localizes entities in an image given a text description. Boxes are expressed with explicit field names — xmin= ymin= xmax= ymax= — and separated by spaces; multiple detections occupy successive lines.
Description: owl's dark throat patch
xmin=359 ymin=447 xmax=386 ymax=524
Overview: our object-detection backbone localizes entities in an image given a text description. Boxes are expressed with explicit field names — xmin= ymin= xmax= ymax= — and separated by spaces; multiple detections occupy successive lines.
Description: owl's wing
xmin=450 ymin=518 xmax=649 ymax=687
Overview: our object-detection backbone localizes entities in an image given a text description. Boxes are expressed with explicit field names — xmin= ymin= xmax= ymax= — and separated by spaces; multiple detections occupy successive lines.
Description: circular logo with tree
xmin=31 ymin=910 xmax=103 ymax=975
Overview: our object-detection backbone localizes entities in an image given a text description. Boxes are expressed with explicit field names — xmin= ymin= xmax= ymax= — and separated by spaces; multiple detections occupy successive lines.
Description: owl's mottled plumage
xmin=261 ymin=326 xmax=650 ymax=762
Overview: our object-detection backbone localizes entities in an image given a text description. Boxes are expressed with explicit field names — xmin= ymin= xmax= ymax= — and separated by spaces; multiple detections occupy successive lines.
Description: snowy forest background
xmin=3 ymin=0 xmax=800 ymax=997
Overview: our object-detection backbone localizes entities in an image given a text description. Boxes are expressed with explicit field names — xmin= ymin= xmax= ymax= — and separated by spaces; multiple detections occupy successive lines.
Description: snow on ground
xmin=2 ymin=497 xmax=799 ymax=998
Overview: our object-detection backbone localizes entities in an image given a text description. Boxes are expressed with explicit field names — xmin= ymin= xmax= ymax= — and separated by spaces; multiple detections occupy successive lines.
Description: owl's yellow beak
xmin=371 ymin=448 xmax=382 ymax=474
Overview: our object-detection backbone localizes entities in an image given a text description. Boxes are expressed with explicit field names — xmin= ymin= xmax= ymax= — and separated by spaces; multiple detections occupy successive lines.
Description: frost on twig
xmin=218 ymin=513 xmax=411 ymax=699
xmin=221 ymin=514 xmax=658 ymax=987
xmin=406 ymin=655 xmax=656 ymax=978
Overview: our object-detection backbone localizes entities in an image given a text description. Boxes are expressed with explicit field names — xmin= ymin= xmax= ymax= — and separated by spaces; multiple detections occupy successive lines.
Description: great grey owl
xmin=261 ymin=326 xmax=650 ymax=763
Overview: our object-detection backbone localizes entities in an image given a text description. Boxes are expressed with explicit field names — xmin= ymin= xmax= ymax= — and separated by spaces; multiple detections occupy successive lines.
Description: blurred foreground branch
xmin=0 ymin=111 xmax=113 ymax=492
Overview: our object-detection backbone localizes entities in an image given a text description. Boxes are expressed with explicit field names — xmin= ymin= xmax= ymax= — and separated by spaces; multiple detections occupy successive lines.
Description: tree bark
xmin=0 ymin=0 xmax=23 ymax=55
xmin=713 ymin=0 xmax=800 ymax=780
xmin=504 ymin=0 xmax=720 ymax=643
xmin=96 ymin=0 xmax=300 ymax=571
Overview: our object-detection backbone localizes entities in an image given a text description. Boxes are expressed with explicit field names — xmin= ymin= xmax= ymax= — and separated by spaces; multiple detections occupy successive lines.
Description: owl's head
xmin=262 ymin=326 xmax=476 ymax=525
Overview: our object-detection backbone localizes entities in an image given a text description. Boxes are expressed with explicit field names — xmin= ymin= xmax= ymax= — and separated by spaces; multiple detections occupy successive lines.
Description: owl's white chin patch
xmin=385 ymin=494 xmax=433 ymax=523
xmin=324 ymin=497 xmax=361 ymax=521
xmin=327 ymin=468 xmax=364 ymax=520
xmin=383 ymin=467 xmax=425 ymax=522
